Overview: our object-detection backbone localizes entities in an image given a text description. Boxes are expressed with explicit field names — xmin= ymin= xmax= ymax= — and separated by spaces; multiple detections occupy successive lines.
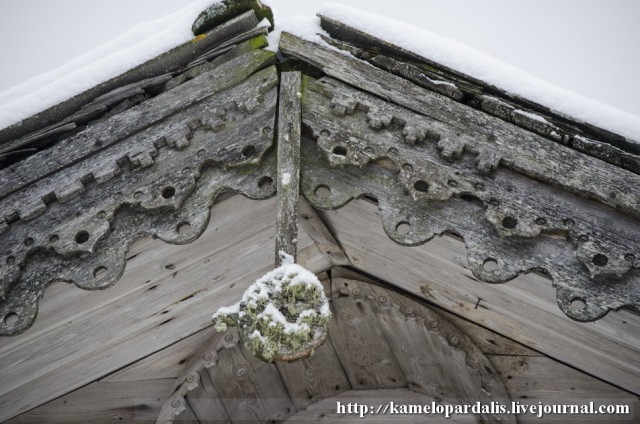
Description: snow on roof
xmin=0 ymin=0 xmax=217 ymax=130
xmin=318 ymin=3 xmax=640 ymax=143
xmin=1 ymin=1 xmax=639 ymax=144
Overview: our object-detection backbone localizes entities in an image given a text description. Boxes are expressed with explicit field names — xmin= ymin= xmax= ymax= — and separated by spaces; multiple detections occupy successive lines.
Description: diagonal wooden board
xmin=0 ymin=195 xmax=334 ymax=423
xmin=316 ymin=199 xmax=640 ymax=396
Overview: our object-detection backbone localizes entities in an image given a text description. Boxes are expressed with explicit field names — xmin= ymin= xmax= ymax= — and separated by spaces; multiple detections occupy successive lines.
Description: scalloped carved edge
xmin=156 ymin=275 xmax=515 ymax=424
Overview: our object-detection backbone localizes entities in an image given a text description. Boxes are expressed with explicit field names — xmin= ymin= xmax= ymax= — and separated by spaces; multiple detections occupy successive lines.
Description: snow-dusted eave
xmin=0 ymin=0 xmax=220 ymax=135
xmin=317 ymin=3 xmax=640 ymax=147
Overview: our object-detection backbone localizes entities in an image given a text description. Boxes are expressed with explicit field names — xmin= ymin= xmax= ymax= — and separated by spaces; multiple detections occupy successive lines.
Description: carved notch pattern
xmin=0 ymin=68 xmax=279 ymax=336
xmin=300 ymin=76 xmax=640 ymax=322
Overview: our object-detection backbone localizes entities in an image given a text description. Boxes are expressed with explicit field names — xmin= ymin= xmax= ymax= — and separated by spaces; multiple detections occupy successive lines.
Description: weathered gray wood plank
xmin=0 ymin=10 xmax=261 ymax=147
xmin=330 ymin=266 xmax=538 ymax=358
xmin=298 ymin=198 xmax=350 ymax=267
xmin=101 ymin=327 xmax=217 ymax=383
xmin=275 ymin=72 xmax=302 ymax=265
xmin=208 ymin=345 xmax=294 ymax=423
xmin=284 ymin=388 xmax=478 ymax=423
xmin=329 ymin=278 xmax=406 ymax=390
xmin=299 ymin=102 xmax=640 ymax=320
xmin=0 ymin=196 xmax=328 ymax=423
xmin=187 ymin=369 xmax=229 ymax=423
xmin=318 ymin=15 xmax=640 ymax=170
xmin=336 ymin=277 xmax=514 ymax=424
xmin=280 ymin=32 xmax=640 ymax=220
xmin=491 ymin=355 xmax=640 ymax=423
xmin=276 ymin=335 xmax=350 ymax=410
xmin=0 ymin=48 xmax=276 ymax=200
xmin=0 ymin=66 xmax=279 ymax=335
xmin=440 ymin=310 xmax=539 ymax=357
xmin=6 ymin=379 xmax=173 ymax=424
xmin=317 ymin=199 xmax=640 ymax=395
xmin=0 ymin=123 xmax=77 ymax=156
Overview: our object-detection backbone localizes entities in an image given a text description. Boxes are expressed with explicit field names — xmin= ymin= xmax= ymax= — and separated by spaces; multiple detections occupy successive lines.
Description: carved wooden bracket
xmin=2 ymin=17 xmax=639 ymax=337
xmin=0 ymin=59 xmax=279 ymax=336
xmin=298 ymin=71 xmax=640 ymax=322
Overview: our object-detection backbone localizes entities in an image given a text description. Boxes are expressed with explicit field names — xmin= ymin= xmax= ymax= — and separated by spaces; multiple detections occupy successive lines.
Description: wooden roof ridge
xmin=0 ymin=5 xmax=279 ymax=335
xmin=278 ymin=31 xmax=640 ymax=322
xmin=0 ymin=3 xmax=638 ymax=337
xmin=0 ymin=1 xmax=273 ymax=167
xmin=317 ymin=13 xmax=640 ymax=174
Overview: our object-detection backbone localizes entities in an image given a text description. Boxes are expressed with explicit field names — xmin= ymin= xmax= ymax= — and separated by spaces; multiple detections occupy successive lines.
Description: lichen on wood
xmin=212 ymin=256 xmax=331 ymax=362
xmin=192 ymin=0 xmax=273 ymax=36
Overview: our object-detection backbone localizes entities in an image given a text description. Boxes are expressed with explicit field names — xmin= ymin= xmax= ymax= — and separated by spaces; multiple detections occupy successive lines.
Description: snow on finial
xmin=278 ymin=250 xmax=294 ymax=265
xmin=212 ymin=260 xmax=330 ymax=362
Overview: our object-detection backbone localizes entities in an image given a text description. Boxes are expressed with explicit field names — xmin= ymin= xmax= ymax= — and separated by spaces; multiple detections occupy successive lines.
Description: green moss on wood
xmin=193 ymin=0 xmax=274 ymax=36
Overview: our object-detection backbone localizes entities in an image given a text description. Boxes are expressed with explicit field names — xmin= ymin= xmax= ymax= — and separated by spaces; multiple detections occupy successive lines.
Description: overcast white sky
xmin=0 ymin=0 xmax=639 ymax=116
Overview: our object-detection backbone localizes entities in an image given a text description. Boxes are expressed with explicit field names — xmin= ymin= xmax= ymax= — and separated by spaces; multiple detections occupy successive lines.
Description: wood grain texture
xmin=6 ymin=379 xmax=174 ymax=424
xmin=186 ymin=370 xmax=229 ymax=424
xmin=0 ymin=196 xmax=327 ymax=423
xmin=316 ymin=199 xmax=640 ymax=395
xmin=276 ymin=335 xmax=350 ymax=410
xmin=491 ymin=356 xmax=640 ymax=423
xmin=0 ymin=11 xmax=261 ymax=147
xmin=329 ymin=288 xmax=407 ymax=390
xmin=101 ymin=327 xmax=217 ymax=383
xmin=282 ymin=32 xmax=640 ymax=214
xmin=275 ymin=71 xmax=302 ymax=265
xmin=0 ymin=64 xmax=280 ymax=336
xmin=317 ymin=16 xmax=640 ymax=174
xmin=299 ymin=74 xmax=640 ymax=321
xmin=284 ymin=388 xmax=478 ymax=423
xmin=207 ymin=345 xmax=294 ymax=423
xmin=298 ymin=198 xmax=350 ymax=267
xmin=334 ymin=276 xmax=514 ymax=424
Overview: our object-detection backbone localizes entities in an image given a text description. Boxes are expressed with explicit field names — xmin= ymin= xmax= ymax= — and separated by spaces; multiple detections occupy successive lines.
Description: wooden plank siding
xmin=8 ymin=262 xmax=638 ymax=423
xmin=0 ymin=195 xmax=327 ymax=422
xmin=316 ymin=199 xmax=640 ymax=396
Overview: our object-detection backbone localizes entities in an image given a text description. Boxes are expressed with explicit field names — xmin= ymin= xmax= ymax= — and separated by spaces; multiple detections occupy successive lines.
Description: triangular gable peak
xmin=0 ymin=2 xmax=638 ymax=422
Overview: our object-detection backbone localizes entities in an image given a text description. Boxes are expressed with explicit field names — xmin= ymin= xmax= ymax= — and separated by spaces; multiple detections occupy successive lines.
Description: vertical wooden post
xmin=275 ymin=72 xmax=302 ymax=266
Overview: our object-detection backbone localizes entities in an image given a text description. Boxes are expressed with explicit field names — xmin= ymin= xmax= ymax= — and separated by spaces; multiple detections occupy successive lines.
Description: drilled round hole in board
xmin=258 ymin=176 xmax=273 ymax=189
xmin=332 ymin=146 xmax=347 ymax=156
xmin=177 ymin=222 xmax=191 ymax=235
xmin=242 ymin=145 xmax=256 ymax=157
xmin=592 ymin=254 xmax=609 ymax=267
xmin=75 ymin=231 xmax=89 ymax=244
xmin=315 ymin=185 xmax=331 ymax=198
xmin=483 ymin=258 xmax=498 ymax=271
xmin=93 ymin=266 xmax=108 ymax=278
xmin=413 ymin=180 xmax=429 ymax=193
xmin=6 ymin=256 xmax=16 ymax=265
xmin=396 ymin=221 xmax=411 ymax=235
xmin=162 ymin=187 xmax=176 ymax=199
xmin=569 ymin=298 xmax=587 ymax=312
xmin=3 ymin=312 xmax=18 ymax=326
xmin=502 ymin=216 xmax=518 ymax=229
